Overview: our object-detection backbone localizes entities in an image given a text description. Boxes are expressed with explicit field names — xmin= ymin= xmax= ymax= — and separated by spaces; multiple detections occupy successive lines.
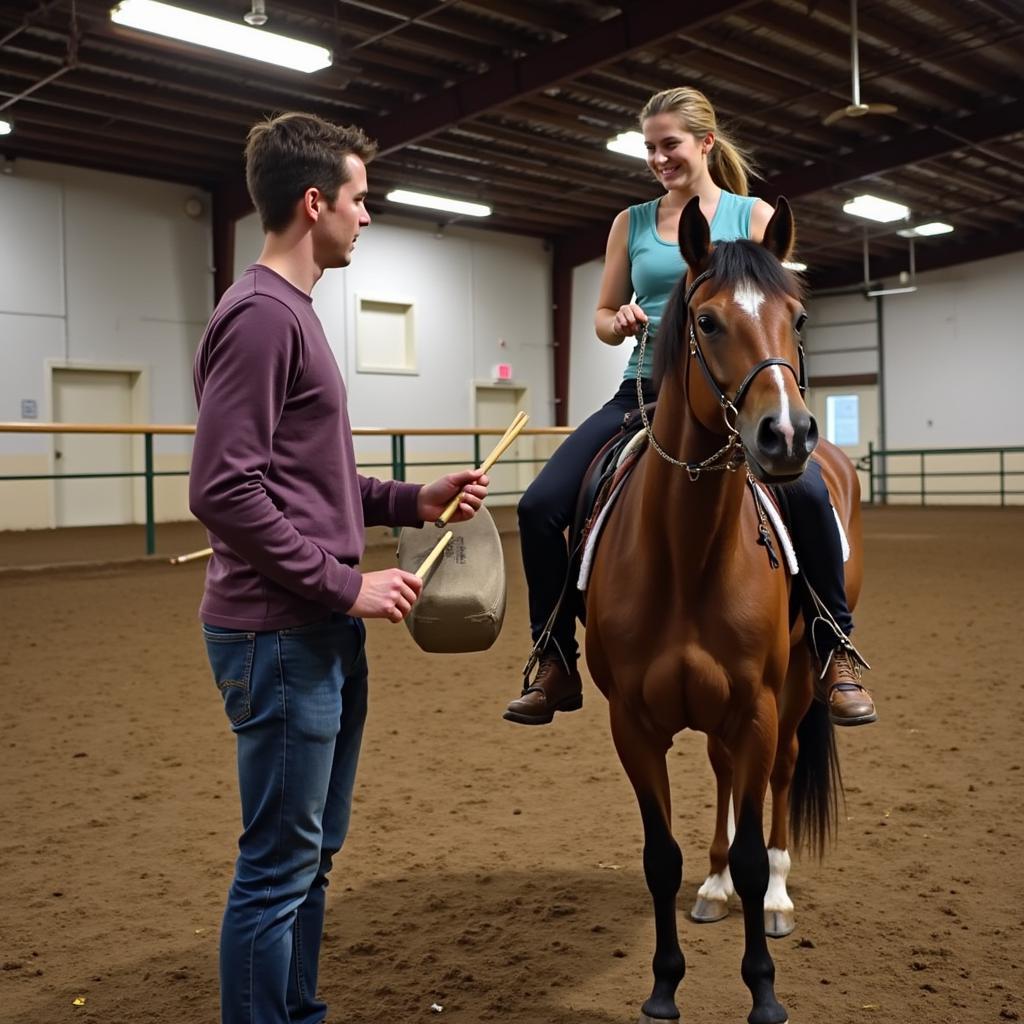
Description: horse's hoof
xmin=748 ymin=1005 xmax=788 ymax=1024
xmin=764 ymin=908 xmax=796 ymax=938
xmin=691 ymin=896 xmax=729 ymax=923
xmin=639 ymin=1012 xmax=680 ymax=1023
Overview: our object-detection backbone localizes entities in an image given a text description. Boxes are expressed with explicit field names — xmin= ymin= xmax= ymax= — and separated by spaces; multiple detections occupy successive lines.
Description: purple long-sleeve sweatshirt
xmin=190 ymin=264 xmax=422 ymax=630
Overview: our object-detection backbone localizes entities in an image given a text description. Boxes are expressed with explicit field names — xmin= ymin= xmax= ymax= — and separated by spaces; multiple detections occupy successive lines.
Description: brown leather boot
xmin=503 ymin=655 xmax=583 ymax=725
xmin=824 ymin=647 xmax=877 ymax=726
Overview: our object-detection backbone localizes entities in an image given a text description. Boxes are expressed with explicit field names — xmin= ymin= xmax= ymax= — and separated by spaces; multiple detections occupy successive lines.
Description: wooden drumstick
xmin=415 ymin=530 xmax=453 ymax=581
xmin=435 ymin=411 xmax=529 ymax=527
xmin=169 ymin=546 xmax=213 ymax=565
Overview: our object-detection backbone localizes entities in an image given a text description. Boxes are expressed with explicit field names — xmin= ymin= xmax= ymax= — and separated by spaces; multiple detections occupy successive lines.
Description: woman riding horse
xmin=505 ymin=86 xmax=875 ymax=730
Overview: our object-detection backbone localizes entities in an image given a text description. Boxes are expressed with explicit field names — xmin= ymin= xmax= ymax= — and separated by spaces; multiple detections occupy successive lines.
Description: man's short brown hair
xmin=244 ymin=113 xmax=378 ymax=233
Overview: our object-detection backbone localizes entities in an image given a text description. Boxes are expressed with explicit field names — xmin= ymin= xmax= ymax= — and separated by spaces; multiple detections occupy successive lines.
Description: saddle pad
xmin=577 ymin=472 xmax=850 ymax=592
xmin=397 ymin=505 xmax=507 ymax=653
xmin=750 ymin=481 xmax=799 ymax=576
xmin=746 ymin=480 xmax=851 ymax=571
xmin=577 ymin=468 xmax=633 ymax=591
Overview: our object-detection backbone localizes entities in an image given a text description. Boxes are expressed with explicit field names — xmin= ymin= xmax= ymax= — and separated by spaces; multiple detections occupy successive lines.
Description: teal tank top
xmin=625 ymin=190 xmax=757 ymax=380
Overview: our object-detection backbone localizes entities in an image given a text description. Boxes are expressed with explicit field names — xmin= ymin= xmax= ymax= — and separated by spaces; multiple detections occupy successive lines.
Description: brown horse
xmin=585 ymin=196 xmax=856 ymax=1024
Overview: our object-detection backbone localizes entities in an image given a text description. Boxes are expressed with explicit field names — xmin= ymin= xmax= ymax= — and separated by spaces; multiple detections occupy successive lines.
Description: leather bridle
xmin=636 ymin=267 xmax=807 ymax=480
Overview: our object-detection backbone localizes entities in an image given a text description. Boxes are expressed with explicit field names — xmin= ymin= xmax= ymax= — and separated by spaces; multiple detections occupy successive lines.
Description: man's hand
xmin=349 ymin=569 xmax=422 ymax=622
xmin=416 ymin=469 xmax=489 ymax=524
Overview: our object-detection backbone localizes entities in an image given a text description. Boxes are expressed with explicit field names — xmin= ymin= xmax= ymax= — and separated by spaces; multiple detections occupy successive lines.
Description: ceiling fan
xmin=823 ymin=0 xmax=899 ymax=126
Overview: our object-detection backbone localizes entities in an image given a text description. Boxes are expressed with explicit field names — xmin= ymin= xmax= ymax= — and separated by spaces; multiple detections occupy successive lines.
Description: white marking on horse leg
xmin=765 ymin=847 xmax=793 ymax=912
xmin=697 ymin=867 xmax=734 ymax=902
xmin=770 ymin=365 xmax=795 ymax=456
xmin=727 ymin=795 xmax=736 ymax=846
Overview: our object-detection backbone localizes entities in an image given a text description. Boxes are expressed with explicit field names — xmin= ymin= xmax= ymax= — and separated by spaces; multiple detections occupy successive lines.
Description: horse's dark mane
xmin=652 ymin=240 xmax=805 ymax=390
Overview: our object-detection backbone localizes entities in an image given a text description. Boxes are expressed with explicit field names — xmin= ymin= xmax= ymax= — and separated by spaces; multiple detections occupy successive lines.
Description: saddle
xmin=571 ymin=403 xmax=656 ymax=559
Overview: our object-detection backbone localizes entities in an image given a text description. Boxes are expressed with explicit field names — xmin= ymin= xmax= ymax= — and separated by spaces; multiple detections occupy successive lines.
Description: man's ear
xmin=302 ymin=187 xmax=322 ymax=222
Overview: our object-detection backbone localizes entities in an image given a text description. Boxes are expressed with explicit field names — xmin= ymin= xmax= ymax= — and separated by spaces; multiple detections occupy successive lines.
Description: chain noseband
xmin=636 ymin=268 xmax=807 ymax=480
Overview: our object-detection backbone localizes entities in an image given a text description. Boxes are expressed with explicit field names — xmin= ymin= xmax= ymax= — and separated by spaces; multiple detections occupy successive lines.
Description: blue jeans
xmin=203 ymin=614 xmax=368 ymax=1024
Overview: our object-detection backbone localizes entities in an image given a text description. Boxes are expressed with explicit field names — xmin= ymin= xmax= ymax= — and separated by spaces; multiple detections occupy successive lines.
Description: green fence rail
xmin=6 ymin=426 xmax=1021 ymax=556
xmin=0 ymin=422 xmax=572 ymax=556
xmin=863 ymin=443 xmax=1024 ymax=506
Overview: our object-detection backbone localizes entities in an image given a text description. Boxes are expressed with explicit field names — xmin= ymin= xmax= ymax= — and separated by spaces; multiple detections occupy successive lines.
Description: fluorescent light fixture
xmin=842 ymin=194 xmax=910 ymax=223
xmin=897 ymin=221 xmax=954 ymax=238
xmin=386 ymin=189 xmax=491 ymax=218
xmin=782 ymin=260 xmax=807 ymax=271
xmin=866 ymin=285 xmax=917 ymax=297
xmin=110 ymin=0 xmax=332 ymax=73
xmin=606 ymin=131 xmax=647 ymax=160
xmin=0 ymin=119 xmax=11 ymax=136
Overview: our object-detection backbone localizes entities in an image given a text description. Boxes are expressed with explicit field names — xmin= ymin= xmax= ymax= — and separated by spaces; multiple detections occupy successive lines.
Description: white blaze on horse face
xmin=733 ymin=280 xmax=765 ymax=319
xmin=771 ymin=365 xmax=796 ymax=456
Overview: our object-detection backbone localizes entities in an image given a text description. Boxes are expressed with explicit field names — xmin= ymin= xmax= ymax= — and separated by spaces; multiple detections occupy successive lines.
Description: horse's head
xmin=655 ymin=196 xmax=817 ymax=483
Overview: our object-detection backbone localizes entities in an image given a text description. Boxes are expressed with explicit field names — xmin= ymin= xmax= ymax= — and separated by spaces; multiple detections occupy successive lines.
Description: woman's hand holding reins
xmin=611 ymin=303 xmax=649 ymax=339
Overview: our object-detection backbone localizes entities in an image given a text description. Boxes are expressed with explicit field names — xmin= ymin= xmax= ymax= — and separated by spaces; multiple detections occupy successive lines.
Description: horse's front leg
xmin=730 ymin=698 xmax=789 ymax=1024
xmin=765 ymin=643 xmax=814 ymax=939
xmin=692 ymin=735 xmax=735 ymax=924
xmin=609 ymin=702 xmax=685 ymax=1022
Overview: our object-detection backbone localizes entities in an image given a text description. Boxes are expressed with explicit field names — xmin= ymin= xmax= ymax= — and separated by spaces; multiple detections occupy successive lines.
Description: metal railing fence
xmin=0 ymin=422 xmax=572 ymax=555
xmin=864 ymin=443 xmax=1024 ymax=505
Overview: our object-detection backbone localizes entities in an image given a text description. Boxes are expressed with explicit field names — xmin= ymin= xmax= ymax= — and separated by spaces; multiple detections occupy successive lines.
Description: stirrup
xmin=816 ymin=628 xmax=871 ymax=681
xmin=521 ymin=635 xmax=571 ymax=693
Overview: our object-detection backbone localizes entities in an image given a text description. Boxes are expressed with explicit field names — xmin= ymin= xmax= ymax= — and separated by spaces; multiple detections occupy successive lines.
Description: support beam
xmin=371 ymin=0 xmax=757 ymax=154
xmin=212 ymin=186 xmax=237 ymax=303
xmin=551 ymin=247 xmax=574 ymax=427
xmin=762 ymin=98 xmax=1024 ymax=203
xmin=808 ymin=226 xmax=1024 ymax=290
xmin=218 ymin=0 xmax=755 ymax=218
xmin=557 ymin=97 xmax=1024 ymax=269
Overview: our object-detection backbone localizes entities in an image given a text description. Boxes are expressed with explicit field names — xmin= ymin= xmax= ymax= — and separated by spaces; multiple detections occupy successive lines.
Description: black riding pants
xmin=518 ymin=378 xmax=655 ymax=662
xmin=770 ymin=456 xmax=855 ymax=659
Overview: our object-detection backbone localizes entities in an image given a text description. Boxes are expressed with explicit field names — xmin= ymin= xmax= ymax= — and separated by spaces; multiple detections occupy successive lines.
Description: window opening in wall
xmin=826 ymin=394 xmax=860 ymax=446
xmin=356 ymin=297 xmax=416 ymax=374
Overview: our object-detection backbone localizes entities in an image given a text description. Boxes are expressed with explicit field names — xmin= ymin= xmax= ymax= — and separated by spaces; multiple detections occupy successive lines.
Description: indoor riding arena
xmin=2 ymin=3 xmax=1022 ymax=1024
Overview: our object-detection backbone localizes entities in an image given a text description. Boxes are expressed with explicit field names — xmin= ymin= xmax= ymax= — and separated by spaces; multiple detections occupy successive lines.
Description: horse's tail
xmin=790 ymin=697 xmax=844 ymax=858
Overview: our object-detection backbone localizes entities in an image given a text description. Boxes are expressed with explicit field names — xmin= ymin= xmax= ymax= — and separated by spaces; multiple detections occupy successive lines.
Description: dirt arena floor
xmin=1 ymin=506 xmax=1022 ymax=1024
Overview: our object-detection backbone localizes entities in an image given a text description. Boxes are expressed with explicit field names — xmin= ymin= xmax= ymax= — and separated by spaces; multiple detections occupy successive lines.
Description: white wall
xmin=234 ymin=211 xmax=553 ymax=432
xmin=567 ymin=259 xmax=631 ymax=425
xmin=803 ymin=291 xmax=879 ymax=380
xmin=876 ymin=253 xmax=1024 ymax=448
xmin=0 ymin=161 xmax=554 ymax=530
xmin=0 ymin=160 xmax=212 ymax=528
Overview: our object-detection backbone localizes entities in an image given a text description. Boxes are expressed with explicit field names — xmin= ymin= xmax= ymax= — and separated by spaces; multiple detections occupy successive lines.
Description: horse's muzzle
xmin=746 ymin=409 xmax=818 ymax=482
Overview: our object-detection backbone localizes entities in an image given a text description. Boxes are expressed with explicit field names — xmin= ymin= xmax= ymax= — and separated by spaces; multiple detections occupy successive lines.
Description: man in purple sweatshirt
xmin=189 ymin=112 xmax=488 ymax=1024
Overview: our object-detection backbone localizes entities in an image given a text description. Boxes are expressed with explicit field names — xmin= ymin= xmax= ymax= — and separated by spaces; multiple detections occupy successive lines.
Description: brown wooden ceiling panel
xmin=1 ymin=0 xmax=1022 ymax=286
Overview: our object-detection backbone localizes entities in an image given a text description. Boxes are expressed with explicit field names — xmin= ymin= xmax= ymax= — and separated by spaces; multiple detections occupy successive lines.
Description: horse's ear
xmin=679 ymin=195 xmax=711 ymax=270
xmin=762 ymin=196 xmax=795 ymax=262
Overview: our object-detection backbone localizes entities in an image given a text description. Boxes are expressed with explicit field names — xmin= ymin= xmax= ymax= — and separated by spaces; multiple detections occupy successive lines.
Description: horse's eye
xmin=794 ymin=313 xmax=808 ymax=334
xmin=696 ymin=314 xmax=717 ymax=334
